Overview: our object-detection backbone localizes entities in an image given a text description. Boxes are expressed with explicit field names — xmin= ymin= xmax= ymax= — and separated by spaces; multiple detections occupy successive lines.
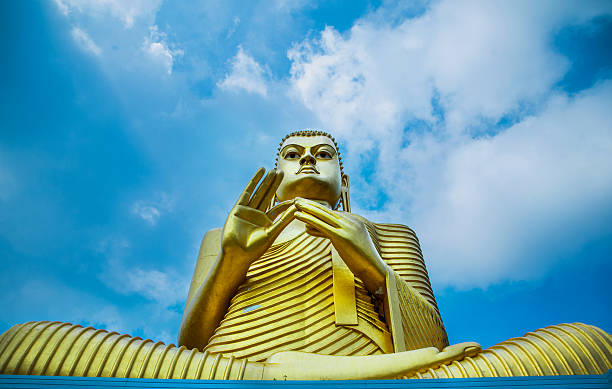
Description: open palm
xmin=221 ymin=168 xmax=295 ymax=268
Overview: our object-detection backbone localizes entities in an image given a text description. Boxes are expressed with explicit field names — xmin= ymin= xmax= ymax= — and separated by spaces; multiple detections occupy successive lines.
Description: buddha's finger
xmin=305 ymin=225 xmax=326 ymax=238
xmin=295 ymin=200 xmax=341 ymax=228
xmin=249 ymin=170 xmax=275 ymax=209
xmin=265 ymin=200 xmax=293 ymax=221
xmin=267 ymin=204 xmax=297 ymax=240
xmin=256 ymin=170 xmax=284 ymax=211
xmin=298 ymin=198 xmax=341 ymax=216
xmin=236 ymin=167 xmax=265 ymax=206
xmin=295 ymin=211 xmax=336 ymax=238
xmin=440 ymin=342 xmax=481 ymax=360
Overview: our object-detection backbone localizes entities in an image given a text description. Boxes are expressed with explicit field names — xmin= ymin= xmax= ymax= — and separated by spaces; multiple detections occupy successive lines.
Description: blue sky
xmin=0 ymin=0 xmax=611 ymax=349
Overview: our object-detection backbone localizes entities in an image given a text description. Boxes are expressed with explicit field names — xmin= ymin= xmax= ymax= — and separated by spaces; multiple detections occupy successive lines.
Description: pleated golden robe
xmin=1 ymin=221 xmax=611 ymax=379
xmin=202 ymin=221 xmax=449 ymax=361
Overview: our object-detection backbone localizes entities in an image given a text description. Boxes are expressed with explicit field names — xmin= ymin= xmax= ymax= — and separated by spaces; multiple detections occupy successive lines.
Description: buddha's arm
xmin=184 ymin=228 xmax=221 ymax=309
xmin=263 ymin=343 xmax=480 ymax=379
xmin=179 ymin=229 xmax=250 ymax=349
xmin=179 ymin=168 xmax=295 ymax=349
xmin=372 ymin=222 xmax=449 ymax=351
xmin=294 ymin=198 xmax=388 ymax=294
xmin=385 ymin=270 xmax=449 ymax=351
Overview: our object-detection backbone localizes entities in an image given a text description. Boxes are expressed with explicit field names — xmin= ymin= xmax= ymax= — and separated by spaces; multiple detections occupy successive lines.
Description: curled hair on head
xmin=275 ymin=129 xmax=344 ymax=174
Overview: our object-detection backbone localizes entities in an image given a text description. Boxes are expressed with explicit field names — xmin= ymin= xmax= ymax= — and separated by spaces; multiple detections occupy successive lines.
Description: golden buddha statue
xmin=0 ymin=130 xmax=610 ymax=380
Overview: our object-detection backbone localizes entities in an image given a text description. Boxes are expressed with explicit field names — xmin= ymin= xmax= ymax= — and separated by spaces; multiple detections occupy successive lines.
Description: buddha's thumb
xmin=441 ymin=342 xmax=482 ymax=360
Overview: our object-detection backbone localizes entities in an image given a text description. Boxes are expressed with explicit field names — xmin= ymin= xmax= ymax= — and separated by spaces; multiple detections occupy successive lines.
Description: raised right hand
xmin=220 ymin=167 xmax=295 ymax=270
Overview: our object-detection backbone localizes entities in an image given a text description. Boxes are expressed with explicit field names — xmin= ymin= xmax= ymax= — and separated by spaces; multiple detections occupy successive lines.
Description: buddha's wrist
xmin=215 ymin=250 xmax=252 ymax=289
xmin=346 ymin=249 xmax=388 ymax=293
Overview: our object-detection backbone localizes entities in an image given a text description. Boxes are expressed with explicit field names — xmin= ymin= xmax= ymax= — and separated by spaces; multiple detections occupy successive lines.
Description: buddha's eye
xmin=316 ymin=151 xmax=332 ymax=159
xmin=285 ymin=151 xmax=300 ymax=160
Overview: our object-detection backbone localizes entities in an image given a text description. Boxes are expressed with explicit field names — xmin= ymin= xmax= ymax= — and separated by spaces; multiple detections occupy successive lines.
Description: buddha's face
xmin=276 ymin=135 xmax=342 ymax=206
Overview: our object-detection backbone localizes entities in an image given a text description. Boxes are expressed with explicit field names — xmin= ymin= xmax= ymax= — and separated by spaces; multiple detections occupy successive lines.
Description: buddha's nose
xmin=300 ymin=154 xmax=316 ymax=166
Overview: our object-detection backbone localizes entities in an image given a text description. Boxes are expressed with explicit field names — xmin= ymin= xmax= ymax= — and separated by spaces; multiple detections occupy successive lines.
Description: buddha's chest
xmin=204 ymin=235 xmax=391 ymax=361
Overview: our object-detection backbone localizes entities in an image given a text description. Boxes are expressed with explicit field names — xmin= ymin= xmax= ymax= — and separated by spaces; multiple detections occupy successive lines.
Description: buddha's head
xmin=275 ymin=130 xmax=349 ymax=211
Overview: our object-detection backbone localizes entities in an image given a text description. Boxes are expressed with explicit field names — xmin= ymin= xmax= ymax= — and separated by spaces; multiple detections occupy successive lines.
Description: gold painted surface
xmin=203 ymin=233 xmax=391 ymax=361
xmin=199 ymin=216 xmax=449 ymax=362
xmin=411 ymin=323 xmax=612 ymax=378
xmin=168 ymin=130 xmax=481 ymax=375
xmin=0 ymin=321 xmax=263 ymax=379
xmin=332 ymin=246 xmax=359 ymax=326
xmin=370 ymin=223 xmax=439 ymax=311
xmin=368 ymin=222 xmax=449 ymax=351
xmin=1 ymin=130 xmax=611 ymax=379
xmin=1 ymin=321 xmax=610 ymax=380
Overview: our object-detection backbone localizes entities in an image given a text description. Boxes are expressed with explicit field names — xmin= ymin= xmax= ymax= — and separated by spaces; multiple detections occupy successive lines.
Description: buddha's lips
xmin=296 ymin=165 xmax=319 ymax=174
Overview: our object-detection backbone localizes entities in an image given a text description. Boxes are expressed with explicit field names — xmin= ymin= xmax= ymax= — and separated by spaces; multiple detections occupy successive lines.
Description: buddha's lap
xmin=411 ymin=322 xmax=612 ymax=378
xmin=1 ymin=321 xmax=610 ymax=379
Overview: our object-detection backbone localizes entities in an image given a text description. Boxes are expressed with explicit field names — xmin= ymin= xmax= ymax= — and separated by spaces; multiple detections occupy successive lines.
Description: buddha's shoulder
xmin=198 ymin=227 xmax=222 ymax=257
xmin=202 ymin=227 xmax=222 ymax=239
xmin=348 ymin=213 xmax=421 ymax=242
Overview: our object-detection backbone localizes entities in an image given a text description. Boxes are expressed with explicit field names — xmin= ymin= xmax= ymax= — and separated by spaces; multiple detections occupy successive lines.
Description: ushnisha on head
xmin=274 ymin=130 xmax=350 ymax=211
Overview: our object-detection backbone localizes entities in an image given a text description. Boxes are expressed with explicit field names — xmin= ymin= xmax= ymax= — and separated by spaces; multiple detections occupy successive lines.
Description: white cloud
xmin=1 ymin=271 xmax=183 ymax=343
xmin=131 ymin=192 xmax=174 ymax=225
xmin=71 ymin=27 xmax=102 ymax=56
xmin=226 ymin=16 xmax=241 ymax=38
xmin=54 ymin=0 xmax=162 ymax=28
xmin=100 ymin=258 xmax=189 ymax=309
xmin=146 ymin=42 xmax=174 ymax=74
xmin=2 ymin=276 xmax=129 ymax=334
xmin=126 ymin=268 xmax=187 ymax=308
xmin=143 ymin=25 xmax=183 ymax=75
xmin=53 ymin=0 xmax=69 ymax=16
xmin=287 ymin=1 xmax=612 ymax=288
xmin=413 ymin=82 xmax=612 ymax=288
xmin=132 ymin=204 xmax=161 ymax=224
xmin=289 ymin=1 xmax=612 ymax=145
xmin=86 ymin=236 xmax=189 ymax=341
xmin=218 ymin=46 xmax=269 ymax=97
xmin=274 ymin=0 xmax=313 ymax=13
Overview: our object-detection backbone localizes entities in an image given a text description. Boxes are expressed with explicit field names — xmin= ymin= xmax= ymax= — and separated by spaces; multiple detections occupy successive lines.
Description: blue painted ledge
xmin=1 ymin=371 xmax=611 ymax=389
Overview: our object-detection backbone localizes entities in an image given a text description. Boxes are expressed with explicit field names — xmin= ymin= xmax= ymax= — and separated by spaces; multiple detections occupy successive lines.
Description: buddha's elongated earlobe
xmin=340 ymin=174 xmax=350 ymax=212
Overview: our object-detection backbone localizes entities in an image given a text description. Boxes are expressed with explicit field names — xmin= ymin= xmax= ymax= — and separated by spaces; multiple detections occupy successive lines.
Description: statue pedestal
xmin=1 ymin=371 xmax=611 ymax=388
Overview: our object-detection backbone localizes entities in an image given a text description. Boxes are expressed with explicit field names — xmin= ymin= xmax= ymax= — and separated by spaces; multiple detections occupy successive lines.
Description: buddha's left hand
xmin=263 ymin=342 xmax=482 ymax=380
xmin=294 ymin=198 xmax=388 ymax=293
